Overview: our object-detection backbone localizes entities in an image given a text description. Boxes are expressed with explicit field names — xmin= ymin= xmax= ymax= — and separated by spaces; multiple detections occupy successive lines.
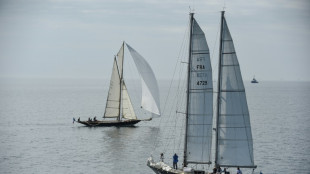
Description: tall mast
xmin=183 ymin=12 xmax=194 ymax=167
xmin=215 ymin=10 xmax=225 ymax=167
xmin=118 ymin=42 xmax=125 ymax=121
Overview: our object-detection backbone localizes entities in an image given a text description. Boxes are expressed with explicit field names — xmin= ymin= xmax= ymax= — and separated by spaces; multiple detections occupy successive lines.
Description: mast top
xmin=221 ymin=10 xmax=225 ymax=16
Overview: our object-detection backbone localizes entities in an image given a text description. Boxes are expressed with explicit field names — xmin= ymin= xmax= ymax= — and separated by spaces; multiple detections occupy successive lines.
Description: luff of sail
xmin=126 ymin=43 xmax=161 ymax=116
xmin=185 ymin=15 xmax=213 ymax=165
xmin=216 ymin=12 xmax=255 ymax=168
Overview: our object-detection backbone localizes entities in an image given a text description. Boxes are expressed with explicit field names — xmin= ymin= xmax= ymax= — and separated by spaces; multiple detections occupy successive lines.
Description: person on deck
xmin=94 ymin=116 xmax=97 ymax=121
xmin=160 ymin=153 xmax=164 ymax=162
xmin=213 ymin=167 xmax=217 ymax=174
xmin=217 ymin=166 xmax=222 ymax=173
xmin=237 ymin=167 xmax=242 ymax=174
xmin=173 ymin=153 xmax=178 ymax=169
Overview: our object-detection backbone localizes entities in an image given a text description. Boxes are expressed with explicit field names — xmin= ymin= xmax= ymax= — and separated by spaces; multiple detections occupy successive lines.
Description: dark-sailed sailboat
xmin=147 ymin=11 xmax=256 ymax=173
xmin=77 ymin=42 xmax=161 ymax=127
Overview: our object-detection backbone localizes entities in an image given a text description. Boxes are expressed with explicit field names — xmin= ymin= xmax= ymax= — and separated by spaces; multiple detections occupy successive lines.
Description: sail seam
xmin=221 ymin=90 xmax=245 ymax=92
xmin=188 ymin=114 xmax=212 ymax=116
xmin=192 ymin=52 xmax=210 ymax=54
xmin=220 ymin=114 xmax=249 ymax=115
xmin=221 ymin=64 xmax=239 ymax=67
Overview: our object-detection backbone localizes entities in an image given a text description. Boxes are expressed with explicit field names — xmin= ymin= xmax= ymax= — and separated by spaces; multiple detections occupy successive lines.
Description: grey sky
xmin=0 ymin=0 xmax=309 ymax=81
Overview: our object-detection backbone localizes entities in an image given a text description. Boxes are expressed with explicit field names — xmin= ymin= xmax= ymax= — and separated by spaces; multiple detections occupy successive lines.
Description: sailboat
xmin=147 ymin=11 xmax=256 ymax=173
xmin=251 ymin=76 xmax=259 ymax=83
xmin=77 ymin=42 xmax=161 ymax=127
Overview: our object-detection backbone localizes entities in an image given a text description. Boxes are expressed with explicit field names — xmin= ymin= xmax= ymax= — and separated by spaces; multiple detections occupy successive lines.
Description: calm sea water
xmin=0 ymin=78 xmax=309 ymax=174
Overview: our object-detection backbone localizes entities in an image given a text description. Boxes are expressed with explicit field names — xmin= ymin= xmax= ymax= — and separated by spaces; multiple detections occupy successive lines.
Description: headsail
xmin=122 ymin=82 xmax=137 ymax=119
xmin=126 ymin=43 xmax=161 ymax=116
xmin=216 ymin=12 xmax=255 ymax=168
xmin=185 ymin=14 xmax=213 ymax=165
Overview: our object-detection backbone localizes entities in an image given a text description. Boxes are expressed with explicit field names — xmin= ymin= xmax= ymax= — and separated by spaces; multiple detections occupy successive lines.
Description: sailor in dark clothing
xmin=173 ymin=153 xmax=178 ymax=169
xmin=213 ymin=167 xmax=217 ymax=174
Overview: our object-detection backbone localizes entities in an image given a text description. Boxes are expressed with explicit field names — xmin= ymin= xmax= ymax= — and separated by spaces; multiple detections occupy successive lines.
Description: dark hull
xmin=77 ymin=119 xmax=141 ymax=127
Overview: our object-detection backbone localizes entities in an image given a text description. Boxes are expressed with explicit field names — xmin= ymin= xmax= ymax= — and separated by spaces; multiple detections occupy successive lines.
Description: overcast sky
xmin=0 ymin=0 xmax=309 ymax=81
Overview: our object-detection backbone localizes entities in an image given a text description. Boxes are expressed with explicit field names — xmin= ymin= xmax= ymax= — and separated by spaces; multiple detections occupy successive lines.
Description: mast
xmin=215 ymin=10 xmax=225 ymax=167
xmin=118 ymin=42 xmax=125 ymax=121
xmin=183 ymin=12 xmax=194 ymax=167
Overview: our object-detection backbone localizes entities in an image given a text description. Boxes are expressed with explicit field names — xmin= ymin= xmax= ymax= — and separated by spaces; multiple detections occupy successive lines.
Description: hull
xmin=148 ymin=165 xmax=179 ymax=174
xmin=147 ymin=157 xmax=193 ymax=174
xmin=77 ymin=119 xmax=141 ymax=127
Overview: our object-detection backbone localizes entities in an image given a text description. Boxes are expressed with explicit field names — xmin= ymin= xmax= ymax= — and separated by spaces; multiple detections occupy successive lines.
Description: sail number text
xmin=197 ymin=65 xmax=205 ymax=70
xmin=197 ymin=81 xmax=208 ymax=85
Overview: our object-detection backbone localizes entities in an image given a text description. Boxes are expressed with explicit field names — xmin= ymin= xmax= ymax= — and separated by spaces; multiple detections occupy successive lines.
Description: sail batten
xmin=216 ymin=13 xmax=255 ymax=168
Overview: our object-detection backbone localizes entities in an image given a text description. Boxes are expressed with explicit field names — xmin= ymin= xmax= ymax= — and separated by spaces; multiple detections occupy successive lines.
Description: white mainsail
xmin=185 ymin=16 xmax=213 ymax=165
xmin=216 ymin=13 xmax=255 ymax=167
xmin=122 ymin=82 xmax=137 ymax=119
xmin=104 ymin=57 xmax=121 ymax=118
xmin=126 ymin=43 xmax=161 ymax=116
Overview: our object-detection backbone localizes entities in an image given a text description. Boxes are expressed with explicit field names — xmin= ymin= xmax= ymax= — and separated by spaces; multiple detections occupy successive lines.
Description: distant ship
xmin=251 ymin=76 xmax=259 ymax=83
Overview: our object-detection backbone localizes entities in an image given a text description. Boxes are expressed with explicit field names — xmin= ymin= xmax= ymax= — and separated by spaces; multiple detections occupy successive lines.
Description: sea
xmin=0 ymin=78 xmax=309 ymax=174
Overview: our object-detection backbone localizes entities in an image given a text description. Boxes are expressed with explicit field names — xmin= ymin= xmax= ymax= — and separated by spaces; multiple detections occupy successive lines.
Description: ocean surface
xmin=0 ymin=78 xmax=309 ymax=174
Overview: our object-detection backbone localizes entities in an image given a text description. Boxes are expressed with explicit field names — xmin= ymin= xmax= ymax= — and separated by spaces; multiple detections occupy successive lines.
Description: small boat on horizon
xmin=251 ymin=76 xmax=259 ymax=83
xmin=77 ymin=42 xmax=161 ymax=127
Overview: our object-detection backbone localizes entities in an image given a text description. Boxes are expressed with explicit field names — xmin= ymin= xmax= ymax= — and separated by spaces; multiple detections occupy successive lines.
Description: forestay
xmin=217 ymin=16 xmax=255 ymax=167
xmin=126 ymin=43 xmax=161 ymax=116
xmin=186 ymin=18 xmax=213 ymax=164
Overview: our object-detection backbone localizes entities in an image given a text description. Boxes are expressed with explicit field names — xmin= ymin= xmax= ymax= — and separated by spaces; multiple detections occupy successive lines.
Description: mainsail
xmin=185 ymin=14 xmax=213 ymax=165
xmin=104 ymin=57 xmax=121 ymax=118
xmin=215 ymin=12 xmax=255 ymax=168
xmin=126 ymin=44 xmax=161 ymax=116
